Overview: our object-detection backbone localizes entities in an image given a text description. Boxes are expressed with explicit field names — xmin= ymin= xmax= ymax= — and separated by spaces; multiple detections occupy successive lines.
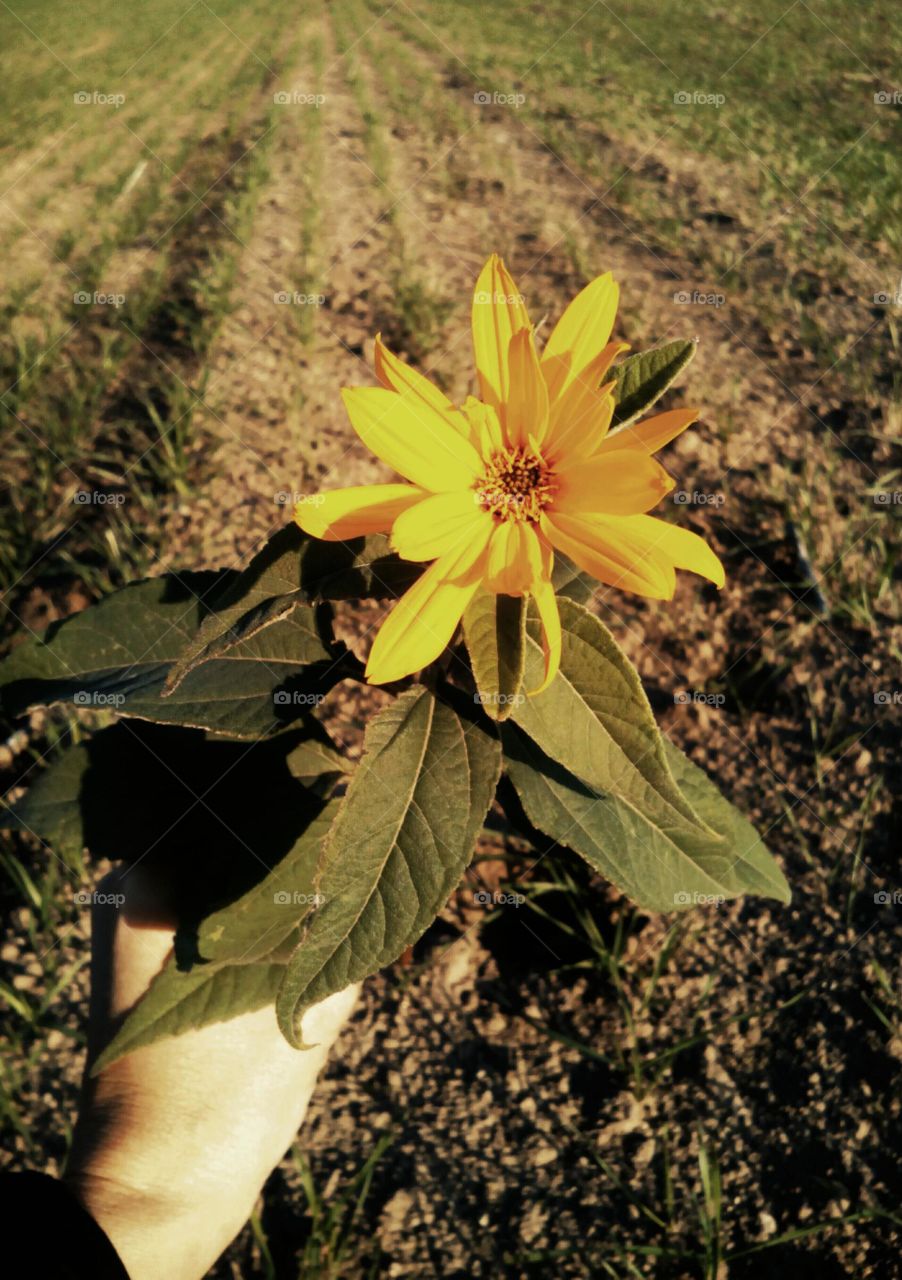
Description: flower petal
xmin=365 ymin=531 xmax=491 ymax=684
xmin=609 ymin=514 xmax=725 ymax=587
xmin=374 ymin=335 xmax=472 ymax=439
xmin=471 ymin=254 xmax=531 ymax=414
xmin=504 ymin=327 xmax=548 ymax=448
xmin=484 ymin=519 xmax=545 ymax=595
xmin=294 ymin=484 xmax=425 ymax=541
xmin=600 ymin=407 xmax=699 ymax=456
xmin=543 ymin=340 xmax=628 ymax=455
xmin=462 ymin=395 xmax=504 ymax=458
xmin=391 ymin=490 xmax=491 ymax=562
xmin=530 ymin=576 xmax=561 ymax=694
xmin=543 ymin=382 xmax=615 ymax=465
xmin=542 ymin=511 xmax=676 ymax=599
xmin=342 ymin=386 xmax=483 ymax=491
xmin=553 ymin=448 xmax=675 ymax=516
xmin=541 ymin=272 xmax=619 ymax=402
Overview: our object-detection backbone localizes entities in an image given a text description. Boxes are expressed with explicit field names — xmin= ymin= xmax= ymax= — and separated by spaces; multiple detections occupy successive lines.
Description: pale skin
xmin=63 ymin=865 xmax=359 ymax=1280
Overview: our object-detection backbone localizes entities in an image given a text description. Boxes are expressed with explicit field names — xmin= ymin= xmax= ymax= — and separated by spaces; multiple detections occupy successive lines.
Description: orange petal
xmin=295 ymin=484 xmax=425 ymax=541
xmin=484 ymin=519 xmax=545 ymax=595
xmin=504 ymin=327 xmax=548 ymax=448
xmin=542 ymin=511 xmax=676 ymax=599
xmin=600 ymin=407 xmax=699 ymax=456
xmin=553 ymin=448 xmax=675 ymax=516
xmin=471 ymin=254 xmax=531 ymax=414
xmin=391 ymin=490 xmax=491 ymax=562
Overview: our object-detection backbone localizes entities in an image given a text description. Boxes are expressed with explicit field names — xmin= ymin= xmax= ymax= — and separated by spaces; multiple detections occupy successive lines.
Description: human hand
xmin=63 ymin=864 xmax=359 ymax=1280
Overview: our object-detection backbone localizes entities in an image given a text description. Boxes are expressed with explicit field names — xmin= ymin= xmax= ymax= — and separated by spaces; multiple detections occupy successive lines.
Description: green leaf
xmin=91 ymin=960 xmax=284 ymax=1074
xmin=164 ymin=526 xmax=423 ymax=693
xmin=551 ymin=552 xmax=596 ymax=605
xmin=0 ymin=573 xmax=337 ymax=738
xmin=503 ymin=726 xmax=790 ymax=911
xmin=610 ymin=339 xmax=697 ymax=428
xmin=512 ymin=598 xmax=711 ymax=838
xmin=276 ymin=686 xmax=501 ymax=1047
xmin=0 ymin=741 xmax=89 ymax=862
xmin=462 ymin=592 xmax=526 ymax=722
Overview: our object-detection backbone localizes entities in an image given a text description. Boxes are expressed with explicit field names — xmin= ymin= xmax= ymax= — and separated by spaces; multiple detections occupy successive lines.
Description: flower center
xmin=474 ymin=447 xmax=556 ymax=523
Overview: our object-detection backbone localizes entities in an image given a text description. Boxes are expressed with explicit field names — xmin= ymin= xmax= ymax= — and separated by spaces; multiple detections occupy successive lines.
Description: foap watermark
xmin=274 ymin=291 xmax=325 ymax=306
xmin=872 ymin=491 xmax=902 ymax=505
xmin=273 ymin=890 xmax=326 ymax=906
xmin=473 ymin=889 xmax=525 ymax=906
xmin=74 ymin=690 xmax=126 ymax=708
xmin=275 ymin=490 xmax=325 ymax=507
xmin=74 ymin=90 xmax=125 ymax=108
xmin=74 ymin=889 xmax=125 ymax=907
xmin=674 ymin=690 xmax=725 ymax=707
xmin=874 ymin=90 xmax=902 ymax=105
xmin=874 ymin=690 xmax=902 ymax=705
xmin=674 ymin=891 xmax=725 ymax=906
xmin=74 ymin=490 xmax=126 ymax=506
xmin=874 ymin=890 xmax=902 ymax=904
xmin=473 ymin=90 xmax=526 ymax=108
xmin=74 ymin=290 xmax=125 ymax=308
xmin=674 ymin=289 xmax=725 ymax=308
xmin=273 ymin=690 xmax=325 ymax=707
xmin=473 ymin=290 xmax=526 ymax=306
xmin=474 ymin=691 xmax=525 ymax=709
xmin=673 ymin=90 xmax=725 ymax=107
xmin=673 ymin=489 xmax=724 ymax=507
xmin=273 ymin=91 xmax=326 ymax=108
xmin=873 ymin=286 xmax=902 ymax=306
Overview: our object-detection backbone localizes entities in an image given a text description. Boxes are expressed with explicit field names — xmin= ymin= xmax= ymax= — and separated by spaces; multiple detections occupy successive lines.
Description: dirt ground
xmin=2 ymin=4 xmax=900 ymax=1277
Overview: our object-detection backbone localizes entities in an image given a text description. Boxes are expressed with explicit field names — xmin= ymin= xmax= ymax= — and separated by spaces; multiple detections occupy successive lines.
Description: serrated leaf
xmin=610 ymin=339 xmax=697 ymax=428
xmin=91 ymin=960 xmax=283 ymax=1074
xmin=462 ymin=592 xmax=526 ymax=722
xmin=503 ymin=726 xmax=790 ymax=911
xmin=512 ymin=599 xmax=712 ymax=839
xmin=276 ymin=686 xmax=501 ymax=1047
xmin=165 ymin=527 xmax=423 ymax=693
xmin=0 ymin=573 xmax=337 ymax=738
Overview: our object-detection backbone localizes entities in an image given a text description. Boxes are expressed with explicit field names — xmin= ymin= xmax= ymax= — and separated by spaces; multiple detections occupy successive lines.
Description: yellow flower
xmin=296 ymin=255 xmax=724 ymax=690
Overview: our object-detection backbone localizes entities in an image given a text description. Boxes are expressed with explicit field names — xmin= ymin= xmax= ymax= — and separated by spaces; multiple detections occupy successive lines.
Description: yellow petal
xmin=530 ymin=576 xmax=561 ymax=694
xmin=342 ymin=386 xmax=483 ymax=491
xmin=553 ymin=448 xmax=675 ymax=516
xmin=544 ymin=340 xmax=628 ymax=454
xmin=294 ymin=484 xmax=425 ymax=541
xmin=543 ymin=383 xmax=614 ymax=465
xmin=462 ymin=395 xmax=504 ymax=458
xmin=471 ymin=254 xmax=531 ymax=414
xmin=600 ymin=407 xmax=699 ymax=456
xmin=391 ymin=490 xmax=491 ymax=562
xmin=484 ymin=519 xmax=545 ymax=595
xmin=504 ymin=327 xmax=548 ymax=447
xmin=542 ymin=511 xmax=676 ymax=599
xmin=609 ymin=514 xmax=725 ymax=587
xmin=541 ymin=272 xmax=619 ymax=402
xmin=374 ymin=335 xmax=472 ymax=439
xmin=365 ymin=532 xmax=491 ymax=684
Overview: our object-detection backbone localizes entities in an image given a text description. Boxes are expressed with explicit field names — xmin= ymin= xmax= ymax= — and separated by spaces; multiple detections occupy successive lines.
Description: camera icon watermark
xmin=673 ymin=90 xmax=725 ymax=107
xmin=274 ymin=290 xmax=326 ymax=306
xmin=73 ymin=690 xmax=126 ymax=708
xmin=872 ymin=491 xmax=902 ymax=505
xmin=73 ymin=290 xmax=125 ymax=308
xmin=74 ymin=889 xmax=126 ymax=907
xmin=673 ymin=890 xmax=725 ymax=906
xmin=673 ymin=490 xmax=725 ymax=506
xmin=273 ymin=690 xmax=326 ymax=707
xmin=473 ymin=90 xmax=526 ymax=108
xmin=874 ymin=890 xmax=902 ymax=904
xmin=274 ymin=490 xmax=325 ymax=507
xmin=473 ymin=889 xmax=525 ymax=906
xmin=674 ymin=690 xmax=726 ymax=707
xmin=273 ymin=91 xmax=326 ymax=107
xmin=73 ymin=90 xmax=125 ymax=108
xmin=73 ymin=490 xmax=126 ymax=506
xmin=874 ymin=690 xmax=902 ymax=705
xmin=874 ymin=90 xmax=902 ymax=105
xmin=673 ymin=289 xmax=725 ymax=308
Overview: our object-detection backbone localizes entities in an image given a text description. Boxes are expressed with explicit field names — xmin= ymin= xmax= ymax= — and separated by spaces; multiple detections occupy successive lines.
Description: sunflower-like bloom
xmin=296 ymin=255 xmax=724 ymax=690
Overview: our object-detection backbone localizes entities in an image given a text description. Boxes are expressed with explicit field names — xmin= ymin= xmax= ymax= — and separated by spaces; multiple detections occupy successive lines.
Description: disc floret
xmin=475 ymin=447 xmax=556 ymax=523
